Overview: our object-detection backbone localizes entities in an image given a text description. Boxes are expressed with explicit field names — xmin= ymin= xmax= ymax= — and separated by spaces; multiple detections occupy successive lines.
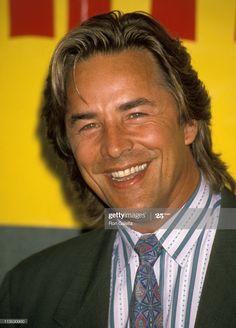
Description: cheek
xmin=135 ymin=123 xmax=178 ymax=150
xmin=68 ymin=131 xmax=103 ymax=163
xmin=72 ymin=142 xmax=104 ymax=186
xmin=71 ymin=143 xmax=92 ymax=173
xmin=138 ymin=124 xmax=187 ymax=174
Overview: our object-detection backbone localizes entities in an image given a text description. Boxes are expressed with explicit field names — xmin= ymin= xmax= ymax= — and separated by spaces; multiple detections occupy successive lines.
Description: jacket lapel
xmin=53 ymin=229 xmax=116 ymax=328
xmin=195 ymin=229 xmax=236 ymax=327
xmin=195 ymin=188 xmax=236 ymax=327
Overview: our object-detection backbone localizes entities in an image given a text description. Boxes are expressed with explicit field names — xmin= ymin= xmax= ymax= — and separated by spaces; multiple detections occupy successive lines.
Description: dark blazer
xmin=0 ymin=188 xmax=236 ymax=328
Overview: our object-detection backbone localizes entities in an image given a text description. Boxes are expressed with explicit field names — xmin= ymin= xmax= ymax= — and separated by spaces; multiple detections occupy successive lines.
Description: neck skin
xmin=131 ymin=162 xmax=200 ymax=234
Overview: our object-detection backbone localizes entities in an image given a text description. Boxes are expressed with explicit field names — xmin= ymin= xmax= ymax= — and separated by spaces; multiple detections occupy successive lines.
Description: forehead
xmin=67 ymin=49 xmax=167 ymax=96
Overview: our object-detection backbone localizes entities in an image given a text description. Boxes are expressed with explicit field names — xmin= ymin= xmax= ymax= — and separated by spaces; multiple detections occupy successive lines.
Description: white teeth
xmin=111 ymin=163 xmax=147 ymax=179
xmin=124 ymin=169 xmax=130 ymax=176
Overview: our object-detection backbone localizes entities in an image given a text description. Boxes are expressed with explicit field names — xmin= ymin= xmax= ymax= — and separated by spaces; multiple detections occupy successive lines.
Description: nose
xmin=100 ymin=123 xmax=134 ymax=159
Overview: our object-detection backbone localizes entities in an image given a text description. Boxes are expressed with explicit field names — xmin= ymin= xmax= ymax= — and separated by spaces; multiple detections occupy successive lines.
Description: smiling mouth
xmin=110 ymin=163 xmax=148 ymax=182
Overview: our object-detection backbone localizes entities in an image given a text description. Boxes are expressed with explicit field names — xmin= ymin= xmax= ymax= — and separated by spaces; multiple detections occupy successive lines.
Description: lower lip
xmin=107 ymin=169 xmax=147 ymax=189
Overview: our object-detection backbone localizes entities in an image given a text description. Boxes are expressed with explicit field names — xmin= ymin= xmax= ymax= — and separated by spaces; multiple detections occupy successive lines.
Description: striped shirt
xmin=108 ymin=175 xmax=221 ymax=328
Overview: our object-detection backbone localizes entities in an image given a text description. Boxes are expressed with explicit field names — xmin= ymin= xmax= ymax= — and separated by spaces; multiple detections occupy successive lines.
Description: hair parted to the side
xmin=42 ymin=11 xmax=235 ymax=223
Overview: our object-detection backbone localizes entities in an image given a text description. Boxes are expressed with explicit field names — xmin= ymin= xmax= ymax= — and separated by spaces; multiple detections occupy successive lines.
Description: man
xmin=0 ymin=11 xmax=236 ymax=328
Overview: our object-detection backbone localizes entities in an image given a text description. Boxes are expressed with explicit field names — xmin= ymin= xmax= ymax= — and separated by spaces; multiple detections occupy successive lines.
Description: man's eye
xmin=80 ymin=123 xmax=98 ymax=132
xmin=129 ymin=112 xmax=147 ymax=119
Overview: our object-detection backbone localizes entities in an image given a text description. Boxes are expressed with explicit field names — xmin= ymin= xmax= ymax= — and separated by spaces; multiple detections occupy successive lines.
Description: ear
xmin=184 ymin=120 xmax=198 ymax=145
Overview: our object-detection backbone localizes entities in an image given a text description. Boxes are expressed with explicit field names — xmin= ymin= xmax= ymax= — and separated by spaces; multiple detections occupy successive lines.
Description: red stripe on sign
xmin=88 ymin=0 xmax=110 ymax=17
xmin=69 ymin=0 xmax=110 ymax=30
xmin=68 ymin=0 xmax=82 ymax=30
xmin=10 ymin=0 xmax=54 ymax=37
xmin=151 ymin=0 xmax=196 ymax=40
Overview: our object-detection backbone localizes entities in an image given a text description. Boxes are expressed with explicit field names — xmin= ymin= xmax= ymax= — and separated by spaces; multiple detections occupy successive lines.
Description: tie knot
xmin=134 ymin=234 xmax=162 ymax=266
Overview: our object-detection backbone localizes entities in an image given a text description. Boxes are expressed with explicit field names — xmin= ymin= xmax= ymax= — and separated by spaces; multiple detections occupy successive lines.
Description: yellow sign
xmin=0 ymin=0 xmax=235 ymax=228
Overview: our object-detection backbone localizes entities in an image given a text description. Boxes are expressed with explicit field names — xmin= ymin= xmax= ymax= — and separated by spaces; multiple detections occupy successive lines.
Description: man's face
xmin=66 ymin=49 xmax=199 ymax=209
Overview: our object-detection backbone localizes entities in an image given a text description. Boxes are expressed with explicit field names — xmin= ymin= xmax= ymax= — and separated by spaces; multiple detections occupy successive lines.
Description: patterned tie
xmin=130 ymin=234 xmax=163 ymax=328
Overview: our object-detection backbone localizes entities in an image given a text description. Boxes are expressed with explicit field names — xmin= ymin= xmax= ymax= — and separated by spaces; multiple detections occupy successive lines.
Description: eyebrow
xmin=68 ymin=97 xmax=155 ymax=124
xmin=118 ymin=97 xmax=156 ymax=111
xmin=69 ymin=112 xmax=96 ymax=124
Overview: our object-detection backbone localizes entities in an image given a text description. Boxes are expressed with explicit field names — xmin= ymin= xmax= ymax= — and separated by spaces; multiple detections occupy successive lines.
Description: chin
xmin=112 ymin=200 xmax=152 ymax=210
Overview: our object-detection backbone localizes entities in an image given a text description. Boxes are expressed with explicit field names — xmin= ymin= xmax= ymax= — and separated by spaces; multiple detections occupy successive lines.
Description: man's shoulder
xmin=0 ymin=227 xmax=116 ymax=319
xmin=7 ymin=228 xmax=116 ymax=285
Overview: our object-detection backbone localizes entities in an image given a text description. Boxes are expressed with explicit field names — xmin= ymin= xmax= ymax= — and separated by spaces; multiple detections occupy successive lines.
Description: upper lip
xmin=103 ymin=161 xmax=149 ymax=175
